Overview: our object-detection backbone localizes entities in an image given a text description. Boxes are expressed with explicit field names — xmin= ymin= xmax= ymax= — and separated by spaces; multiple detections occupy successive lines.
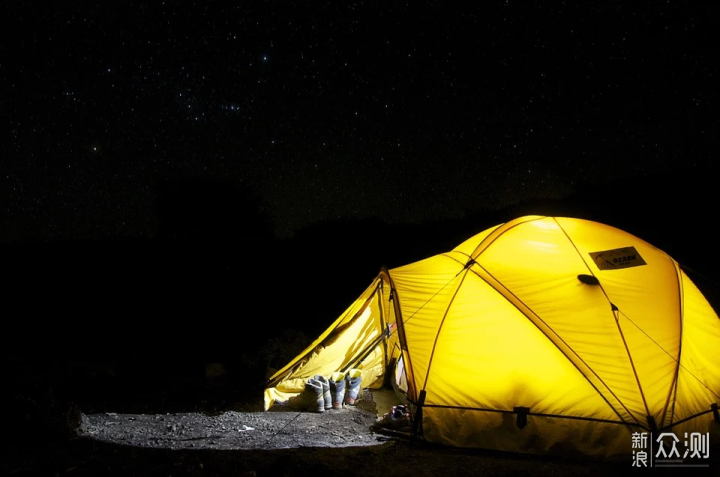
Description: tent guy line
xmin=617 ymin=308 xmax=720 ymax=401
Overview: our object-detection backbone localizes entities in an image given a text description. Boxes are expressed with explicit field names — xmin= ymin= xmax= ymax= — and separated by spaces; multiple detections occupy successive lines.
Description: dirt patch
xmin=78 ymin=390 xmax=383 ymax=451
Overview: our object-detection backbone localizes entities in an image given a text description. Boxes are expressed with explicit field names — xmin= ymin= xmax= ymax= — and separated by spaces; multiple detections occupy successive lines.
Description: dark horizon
xmin=5 ymin=163 xmax=719 ymax=361
xmin=2 ymin=162 xmax=717 ymax=242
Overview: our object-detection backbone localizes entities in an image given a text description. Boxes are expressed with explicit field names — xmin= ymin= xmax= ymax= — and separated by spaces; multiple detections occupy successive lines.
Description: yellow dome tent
xmin=264 ymin=216 xmax=720 ymax=458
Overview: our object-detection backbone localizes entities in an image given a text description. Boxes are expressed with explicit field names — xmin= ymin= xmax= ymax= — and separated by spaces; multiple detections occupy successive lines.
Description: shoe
xmin=314 ymin=375 xmax=332 ymax=410
xmin=288 ymin=378 xmax=325 ymax=412
xmin=372 ymin=405 xmax=411 ymax=431
xmin=344 ymin=368 xmax=362 ymax=406
xmin=329 ymin=372 xmax=345 ymax=409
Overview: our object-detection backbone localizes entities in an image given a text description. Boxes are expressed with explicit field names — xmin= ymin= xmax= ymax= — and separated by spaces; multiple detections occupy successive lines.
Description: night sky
xmin=3 ymin=3 xmax=718 ymax=242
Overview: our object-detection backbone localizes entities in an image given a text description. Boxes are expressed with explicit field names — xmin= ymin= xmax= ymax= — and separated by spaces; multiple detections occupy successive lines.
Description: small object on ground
xmin=344 ymin=369 xmax=362 ymax=406
xmin=371 ymin=405 xmax=411 ymax=432
xmin=288 ymin=378 xmax=325 ymax=412
xmin=329 ymin=371 xmax=346 ymax=409
xmin=314 ymin=375 xmax=332 ymax=410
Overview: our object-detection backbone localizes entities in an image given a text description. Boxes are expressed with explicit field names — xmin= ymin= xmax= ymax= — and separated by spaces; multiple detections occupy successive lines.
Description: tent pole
xmin=341 ymin=326 xmax=392 ymax=373
xmin=411 ymin=389 xmax=426 ymax=441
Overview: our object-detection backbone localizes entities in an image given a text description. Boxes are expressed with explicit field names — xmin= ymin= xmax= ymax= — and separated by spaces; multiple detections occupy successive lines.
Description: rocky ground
xmin=77 ymin=390 xmax=382 ymax=452
xmin=8 ymin=387 xmax=720 ymax=477
xmin=8 ymin=352 xmax=720 ymax=477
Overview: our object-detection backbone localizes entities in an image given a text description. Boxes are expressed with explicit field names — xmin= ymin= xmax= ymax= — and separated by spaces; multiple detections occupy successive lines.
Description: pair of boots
xmin=288 ymin=369 xmax=362 ymax=413
xmin=329 ymin=369 xmax=363 ymax=409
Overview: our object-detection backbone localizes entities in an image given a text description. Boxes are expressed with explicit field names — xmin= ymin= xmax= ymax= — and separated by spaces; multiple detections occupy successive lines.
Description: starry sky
xmin=3 ymin=2 xmax=718 ymax=242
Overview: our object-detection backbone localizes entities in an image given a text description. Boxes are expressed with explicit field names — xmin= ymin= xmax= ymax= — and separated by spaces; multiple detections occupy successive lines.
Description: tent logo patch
xmin=589 ymin=246 xmax=647 ymax=270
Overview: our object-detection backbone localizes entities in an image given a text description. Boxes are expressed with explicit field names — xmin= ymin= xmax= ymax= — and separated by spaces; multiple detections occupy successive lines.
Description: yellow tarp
xmin=264 ymin=277 xmax=392 ymax=410
xmin=264 ymin=216 xmax=720 ymax=458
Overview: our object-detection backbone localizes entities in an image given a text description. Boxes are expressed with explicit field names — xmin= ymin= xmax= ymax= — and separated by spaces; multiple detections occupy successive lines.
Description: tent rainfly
xmin=264 ymin=216 xmax=720 ymax=458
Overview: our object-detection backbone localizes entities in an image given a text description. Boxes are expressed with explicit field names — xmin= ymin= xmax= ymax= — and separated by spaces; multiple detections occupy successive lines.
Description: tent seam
xmin=444 ymin=252 xmax=639 ymax=428
xmin=420 ymin=266 xmax=470 ymax=392
xmin=468 ymin=216 xmax=546 ymax=261
xmin=659 ymin=407 xmax=717 ymax=431
xmin=552 ymin=218 xmax=652 ymax=422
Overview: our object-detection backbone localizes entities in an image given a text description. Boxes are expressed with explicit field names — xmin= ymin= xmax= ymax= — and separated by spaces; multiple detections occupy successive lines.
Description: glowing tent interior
xmin=264 ymin=216 xmax=720 ymax=458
